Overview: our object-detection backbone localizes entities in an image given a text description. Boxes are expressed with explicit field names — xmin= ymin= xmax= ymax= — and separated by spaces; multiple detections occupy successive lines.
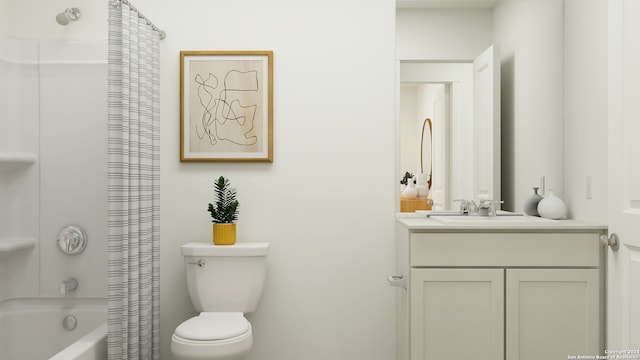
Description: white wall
xmin=563 ymin=0 xmax=608 ymax=222
xmin=154 ymin=1 xmax=396 ymax=358
xmin=6 ymin=0 xmax=106 ymax=40
xmin=7 ymin=1 xmax=397 ymax=359
xmin=0 ymin=0 xmax=7 ymax=36
xmin=493 ymin=0 xmax=564 ymax=212
xmin=400 ymin=85 xmax=420 ymax=181
xmin=396 ymin=8 xmax=493 ymax=60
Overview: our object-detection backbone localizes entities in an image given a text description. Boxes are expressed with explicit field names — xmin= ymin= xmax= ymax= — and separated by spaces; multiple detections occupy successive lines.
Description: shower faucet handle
xmin=59 ymin=277 xmax=78 ymax=296
xmin=57 ymin=225 xmax=88 ymax=256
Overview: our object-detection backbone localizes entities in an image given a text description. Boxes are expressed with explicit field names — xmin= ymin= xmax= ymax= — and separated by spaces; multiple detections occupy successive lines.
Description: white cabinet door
xmin=506 ymin=269 xmax=600 ymax=360
xmin=410 ymin=269 xmax=504 ymax=360
xmin=607 ymin=0 xmax=640 ymax=351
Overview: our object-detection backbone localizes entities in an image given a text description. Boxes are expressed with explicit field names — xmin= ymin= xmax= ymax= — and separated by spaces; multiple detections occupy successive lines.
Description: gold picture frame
xmin=180 ymin=50 xmax=273 ymax=162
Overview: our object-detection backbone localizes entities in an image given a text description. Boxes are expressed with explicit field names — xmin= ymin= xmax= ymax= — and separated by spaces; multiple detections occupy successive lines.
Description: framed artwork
xmin=180 ymin=50 xmax=273 ymax=162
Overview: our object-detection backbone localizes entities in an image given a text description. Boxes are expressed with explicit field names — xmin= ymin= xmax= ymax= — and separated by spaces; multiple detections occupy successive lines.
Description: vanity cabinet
xmin=410 ymin=268 xmax=504 ymax=360
xmin=394 ymin=218 xmax=606 ymax=360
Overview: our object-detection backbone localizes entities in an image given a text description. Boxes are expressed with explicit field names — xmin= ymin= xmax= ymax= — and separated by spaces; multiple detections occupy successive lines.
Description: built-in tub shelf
xmin=0 ymin=237 xmax=37 ymax=255
xmin=0 ymin=152 xmax=37 ymax=170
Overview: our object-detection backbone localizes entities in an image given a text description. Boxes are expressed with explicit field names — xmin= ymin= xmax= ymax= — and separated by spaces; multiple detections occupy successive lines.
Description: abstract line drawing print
xmin=188 ymin=59 xmax=263 ymax=154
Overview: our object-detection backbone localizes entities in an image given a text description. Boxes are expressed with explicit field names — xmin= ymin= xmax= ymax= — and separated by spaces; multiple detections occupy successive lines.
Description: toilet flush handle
xmin=387 ymin=274 xmax=406 ymax=289
xmin=187 ymin=259 xmax=205 ymax=267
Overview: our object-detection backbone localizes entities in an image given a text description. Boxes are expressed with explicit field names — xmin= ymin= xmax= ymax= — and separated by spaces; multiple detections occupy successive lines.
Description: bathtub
xmin=0 ymin=298 xmax=107 ymax=360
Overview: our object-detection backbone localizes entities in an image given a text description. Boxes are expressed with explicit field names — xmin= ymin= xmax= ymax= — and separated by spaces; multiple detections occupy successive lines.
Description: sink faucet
xmin=477 ymin=199 xmax=504 ymax=216
xmin=454 ymin=198 xmax=504 ymax=216
xmin=59 ymin=278 xmax=78 ymax=296
xmin=454 ymin=199 xmax=478 ymax=215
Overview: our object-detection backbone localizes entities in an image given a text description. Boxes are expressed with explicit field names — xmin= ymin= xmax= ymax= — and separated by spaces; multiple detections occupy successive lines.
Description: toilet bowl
xmin=171 ymin=242 xmax=269 ymax=360
xmin=171 ymin=312 xmax=252 ymax=360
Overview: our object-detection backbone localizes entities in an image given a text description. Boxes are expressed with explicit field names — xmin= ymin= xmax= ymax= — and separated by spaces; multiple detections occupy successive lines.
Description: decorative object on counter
xmin=400 ymin=171 xmax=414 ymax=194
xmin=523 ymin=187 xmax=544 ymax=216
xmin=400 ymin=171 xmax=414 ymax=186
xmin=420 ymin=118 xmax=433 ymax=191
xmin=400 ymin=198 xmax=433 ymax=212
xmin=415 ymin=173 xmax=430 ymax=199
xmin=208 ymin=176 xmax=240 ymax=245
xmin=537 ymin=189 xmax=566 ymax=220
xmin=401 ymin=177 xmax=418 ymax=199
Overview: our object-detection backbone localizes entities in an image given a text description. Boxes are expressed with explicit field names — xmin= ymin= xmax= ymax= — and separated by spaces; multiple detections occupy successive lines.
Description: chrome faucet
xmin=454 ymin=199 xmax=478 ymax=215
xmin=454 ymin=198 xmax=504 ymax=216
xmin=59 ymin=278 xmax=78 ymax=296
xmin=477 ymin=199 xmax=504 ymax=216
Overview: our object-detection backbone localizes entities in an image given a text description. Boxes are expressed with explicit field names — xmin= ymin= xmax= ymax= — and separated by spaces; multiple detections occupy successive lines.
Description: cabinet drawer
xmin=410 ymin=233 xmax=600 ymax=267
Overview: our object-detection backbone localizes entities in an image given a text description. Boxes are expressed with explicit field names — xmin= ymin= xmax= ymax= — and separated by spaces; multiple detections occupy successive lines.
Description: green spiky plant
xmin=208 ymin=176 xmax=239 ymax=223
xmin=400 ymin=171 xmax=415 ymax=185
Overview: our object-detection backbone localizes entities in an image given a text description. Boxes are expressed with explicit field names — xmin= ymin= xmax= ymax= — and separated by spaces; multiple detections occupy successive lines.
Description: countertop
xmin=396 ymin=212 xmax=608 ymax=232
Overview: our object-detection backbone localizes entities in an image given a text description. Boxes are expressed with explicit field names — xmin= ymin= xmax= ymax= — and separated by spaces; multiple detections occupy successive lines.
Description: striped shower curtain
xmin=107 ymin=1 xmax=160 ymax=359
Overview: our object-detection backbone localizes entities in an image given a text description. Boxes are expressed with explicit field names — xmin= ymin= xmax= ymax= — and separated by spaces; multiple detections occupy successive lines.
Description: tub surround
xmin=0 ymin=298 xmax=106 ymax=360
xmin=0 ymin=237 xmax=36 ymax=253
xmin=50 ymin=323 xmax=108 ymax=360
xmin=0 ymin=37 xmax=40 ymax=303
xmin=0 ymin=36 xmax=107 ymax=359
xmin=394 ymin=215 xmax=606 ymax=360
xmin=0 ymin=36 xmax=107 ymax=303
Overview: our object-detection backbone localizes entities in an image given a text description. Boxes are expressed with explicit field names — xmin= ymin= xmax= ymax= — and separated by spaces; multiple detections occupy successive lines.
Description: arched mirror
xmin=420 ymin=118 xmax=432 ymax=192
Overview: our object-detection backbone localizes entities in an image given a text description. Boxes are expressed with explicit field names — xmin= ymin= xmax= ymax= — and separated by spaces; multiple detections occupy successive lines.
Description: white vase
xmin=523 ymin=187 xmax=543 ymax=216
xmin=402 ymin=178 xmax=418 ymax=199
xmin=416 ymin=184 xmax=429 ymax=199
xmin=537 ymin=189 xmax=566 ymax=220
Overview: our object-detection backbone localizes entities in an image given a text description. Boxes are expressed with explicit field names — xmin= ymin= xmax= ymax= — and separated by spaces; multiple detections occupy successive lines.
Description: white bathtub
xmin=0 ymin=298 xmax=107 ymax=360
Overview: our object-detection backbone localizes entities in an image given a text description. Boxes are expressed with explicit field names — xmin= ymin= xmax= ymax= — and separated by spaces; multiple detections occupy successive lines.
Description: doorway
xmin=397 ymin=62 xmax=474 ymax=211
xmin=399 ymin=82 xmax=452 ymax=210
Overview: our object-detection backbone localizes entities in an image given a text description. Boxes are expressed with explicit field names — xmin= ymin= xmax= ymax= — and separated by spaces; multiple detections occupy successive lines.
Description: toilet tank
xmin=181 ymin=242 xmax=269 ymax=313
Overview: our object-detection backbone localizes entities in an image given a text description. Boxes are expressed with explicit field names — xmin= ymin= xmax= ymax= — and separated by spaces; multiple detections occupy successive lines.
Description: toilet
xmin=171 ymin=242 xmax=269 ymax=360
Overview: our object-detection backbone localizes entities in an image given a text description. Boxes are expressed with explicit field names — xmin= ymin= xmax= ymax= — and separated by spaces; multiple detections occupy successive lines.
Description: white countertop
xmin=396 ymin=213 xmax=607 ymax=232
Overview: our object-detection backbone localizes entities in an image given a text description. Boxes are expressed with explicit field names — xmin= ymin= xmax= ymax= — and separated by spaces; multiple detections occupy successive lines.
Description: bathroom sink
xmin=416 ymin=210 xmax=523 ymax=217
xmin=430 ymin=215 xmax=559 ymax=226
xmin=414 ymin=210 xmax=464 ymax=217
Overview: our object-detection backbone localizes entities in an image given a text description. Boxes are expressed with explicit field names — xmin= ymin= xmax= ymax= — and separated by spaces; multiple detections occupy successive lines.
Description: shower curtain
xmin=107 ymin=1 xmax=160 ymax=359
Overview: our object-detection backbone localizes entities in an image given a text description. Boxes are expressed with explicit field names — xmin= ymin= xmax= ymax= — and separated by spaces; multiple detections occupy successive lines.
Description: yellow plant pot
xmin=213 ymin=223 xmax=236 ymax=245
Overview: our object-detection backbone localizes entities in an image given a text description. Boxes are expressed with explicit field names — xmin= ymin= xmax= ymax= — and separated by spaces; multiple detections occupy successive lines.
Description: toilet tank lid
xmin=182 ymin=242 xmax=270 ymax=257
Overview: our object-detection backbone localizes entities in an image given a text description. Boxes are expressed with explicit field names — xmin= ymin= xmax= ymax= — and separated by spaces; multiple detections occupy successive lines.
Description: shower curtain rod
xmin=111 ymin=0 xmax=166 ymax=39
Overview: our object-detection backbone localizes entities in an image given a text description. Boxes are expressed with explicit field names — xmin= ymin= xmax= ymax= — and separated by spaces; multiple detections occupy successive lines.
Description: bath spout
xmin=59 ymin=278 xmax=78 ymax=296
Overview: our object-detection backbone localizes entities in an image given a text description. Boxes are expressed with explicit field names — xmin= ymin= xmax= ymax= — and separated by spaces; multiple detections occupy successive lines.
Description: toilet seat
xmin=175 ymin=312 xmax=250 ymax=341
xmin=171 ymin=313 xmax=253 ymax=360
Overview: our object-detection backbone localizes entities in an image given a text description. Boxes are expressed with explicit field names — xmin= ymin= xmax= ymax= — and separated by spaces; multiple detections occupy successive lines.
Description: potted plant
xmin=207 ymin=176 xmax=239 ymax=245
xmin=400 ymin=171 xmax=415 ymax=186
